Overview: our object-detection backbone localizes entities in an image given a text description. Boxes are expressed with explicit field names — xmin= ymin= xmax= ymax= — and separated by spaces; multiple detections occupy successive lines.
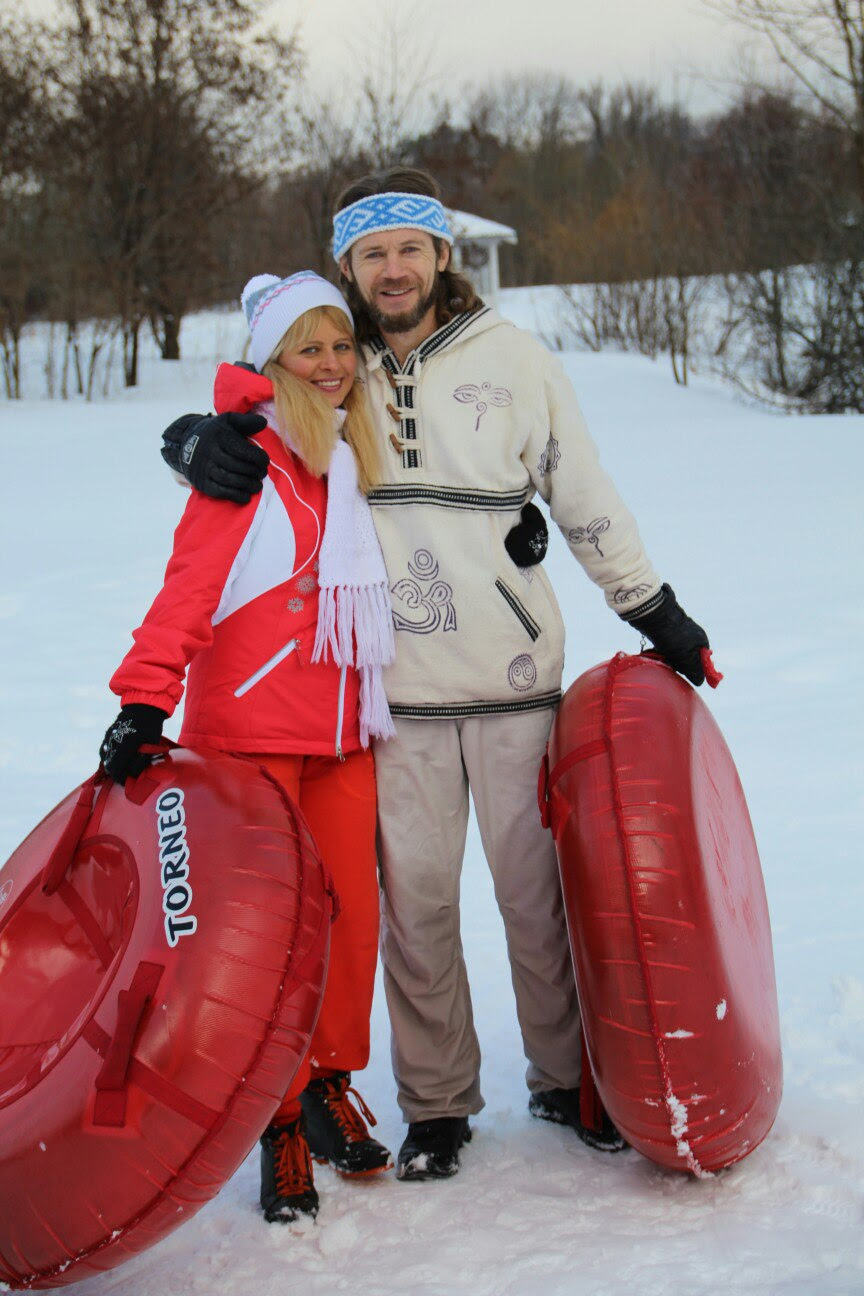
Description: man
xmin=160 ymin=168 xmax=711 ymax=1181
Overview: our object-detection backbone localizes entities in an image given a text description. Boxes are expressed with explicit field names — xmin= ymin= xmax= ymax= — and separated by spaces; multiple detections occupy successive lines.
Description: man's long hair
xmin=335 ymin=167 xmax=483 ymax=345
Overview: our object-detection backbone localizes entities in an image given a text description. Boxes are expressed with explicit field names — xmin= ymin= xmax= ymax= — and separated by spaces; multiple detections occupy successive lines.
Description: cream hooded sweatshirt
xmin=361 ymin=307 xmax=662 ymax=718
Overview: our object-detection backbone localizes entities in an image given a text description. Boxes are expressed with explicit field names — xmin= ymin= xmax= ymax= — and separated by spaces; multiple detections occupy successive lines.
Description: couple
xmin=101 ymin=167 xmax=711 ymax=1223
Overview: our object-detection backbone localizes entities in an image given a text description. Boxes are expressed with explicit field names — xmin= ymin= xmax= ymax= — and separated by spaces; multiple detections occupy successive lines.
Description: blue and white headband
xmin=332 ymin=192 xmax=454 ymax=262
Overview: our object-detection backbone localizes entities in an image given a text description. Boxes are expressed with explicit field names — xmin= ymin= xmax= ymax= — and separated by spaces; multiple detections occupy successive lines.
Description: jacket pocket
xmin=233 ymin=636 xmax=301 ymax=698
xmin=495 ymin=579 xmax=541 ymax=642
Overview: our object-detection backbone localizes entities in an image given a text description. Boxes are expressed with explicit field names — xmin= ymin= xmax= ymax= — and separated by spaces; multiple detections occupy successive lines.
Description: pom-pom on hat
xmin=241 ymin=271 xmax=353 ymax=372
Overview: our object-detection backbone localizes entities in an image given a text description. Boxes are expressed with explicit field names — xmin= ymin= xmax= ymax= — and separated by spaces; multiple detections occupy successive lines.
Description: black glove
xmin=505 ymin=502 xmax=548 ymax=567
xmin=100 ymin=704 xmax=167 ymax=783
xmin=161 ymin=412 xmax=270 ymax=504
xmin=622 ymin=584 xmax=710 ymax=686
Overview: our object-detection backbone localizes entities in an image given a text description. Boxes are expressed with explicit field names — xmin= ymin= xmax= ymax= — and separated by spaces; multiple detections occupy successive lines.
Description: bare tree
xmin=283 ymin=103 xmax=367 ymax=271
xmin=345 ymin=1 xmax=442 ymax=168
xmin=719 ymin=243 xmax=864 ymax=410
xmin=702 ymin=4 xmax=864 ymax=407
xmin=46 ymin=0 xmax=302 ymax=384
xmin=0 ymin=10 xmax=52 ymax=396
xmin=468 ymin=74 xmax=584 ymax=154
xmin=707 ymin=1 xmax=864 ymax=201
xmin=272 ymin=3 xmax=444 ymax=270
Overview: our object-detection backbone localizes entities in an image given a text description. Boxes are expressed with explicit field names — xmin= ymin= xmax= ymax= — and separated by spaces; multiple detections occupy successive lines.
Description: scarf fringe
xmin=312 ymin=582 xmax=396 ymax=670
xmin=260 ymin=400 xmax=396 ymax=748
xmin=312 ymin=583 xmax=396 ymax=746
xmin=359 ymin=666 xmax=397 ymax=745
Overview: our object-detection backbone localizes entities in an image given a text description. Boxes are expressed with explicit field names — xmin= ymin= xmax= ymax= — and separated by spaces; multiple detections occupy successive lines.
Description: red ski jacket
xmin=110 ymin=364 xmax=362 ymax=757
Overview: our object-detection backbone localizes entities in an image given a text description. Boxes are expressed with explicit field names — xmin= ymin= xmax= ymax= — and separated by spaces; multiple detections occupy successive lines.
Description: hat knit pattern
xmin=258 ymin=401 xmax=396 ymax=746
xmin=242 ymin=272 xmax=352 ymax=372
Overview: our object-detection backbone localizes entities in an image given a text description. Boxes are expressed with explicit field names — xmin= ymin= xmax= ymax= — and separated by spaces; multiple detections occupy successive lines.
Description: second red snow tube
xmin=0 ymin=746 xmax=335 ymax=1288
xmin=539 ymin=654 xmax=782 ymax=1175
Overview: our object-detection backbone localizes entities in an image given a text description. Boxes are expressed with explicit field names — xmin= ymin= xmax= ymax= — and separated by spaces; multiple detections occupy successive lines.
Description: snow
xmin=2 ymin=290 xmax=863 ymax=1294
xmin=664 ymin=1090 xmax=706 ymax=1180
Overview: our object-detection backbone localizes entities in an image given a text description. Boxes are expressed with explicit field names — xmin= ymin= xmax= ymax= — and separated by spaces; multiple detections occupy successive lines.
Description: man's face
xmin=341 ymin=229 xmax=450 ymax=337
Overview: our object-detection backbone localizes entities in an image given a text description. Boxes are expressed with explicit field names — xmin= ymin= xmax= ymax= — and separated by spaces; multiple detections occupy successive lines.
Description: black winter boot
xmin=396 ymin=1116 xmax=472 ymax=1181
xmin=300 ymin=1073 xmax=393 ymax=1177
xmin=528 ymin=1087 xmax=627 ymax=1152
xmin=259 ymin=1118 xmax=319 ymax=1222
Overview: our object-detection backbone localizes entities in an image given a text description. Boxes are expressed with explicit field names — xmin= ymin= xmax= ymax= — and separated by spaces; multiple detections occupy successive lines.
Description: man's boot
xmin=529 ymin=1087 xmax=627 ymax=1152
xmin=396 ymin=1116 xmax=472 ymax=1181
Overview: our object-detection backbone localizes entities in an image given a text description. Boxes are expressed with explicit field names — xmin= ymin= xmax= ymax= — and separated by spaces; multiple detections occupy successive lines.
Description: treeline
xmin=2 ymin=0 xmax=862 ymax=410
xmin=0 ymin=0 xmax=300 ymax=396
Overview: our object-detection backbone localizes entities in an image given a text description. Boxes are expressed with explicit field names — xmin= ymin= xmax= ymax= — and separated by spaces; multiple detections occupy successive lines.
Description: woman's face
xmin=277 ymin=315 xmax=357 ymax=408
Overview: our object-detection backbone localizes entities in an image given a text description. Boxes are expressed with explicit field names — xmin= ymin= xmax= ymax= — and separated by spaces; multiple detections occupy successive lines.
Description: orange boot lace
xmin=273 ymin=1120 xmax=315 ymax=1199
xmin=319 ymin=1074 xmax=379 ymax=1144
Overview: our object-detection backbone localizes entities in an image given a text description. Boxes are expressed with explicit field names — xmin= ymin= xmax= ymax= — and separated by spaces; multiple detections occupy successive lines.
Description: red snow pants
xmin=251 ymin=749 xmax=380 ymax=1124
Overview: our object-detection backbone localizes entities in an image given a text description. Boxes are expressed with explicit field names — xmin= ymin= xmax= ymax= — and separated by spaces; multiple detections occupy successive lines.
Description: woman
xmin=99 ymin=271 xmax=395 ymax=1223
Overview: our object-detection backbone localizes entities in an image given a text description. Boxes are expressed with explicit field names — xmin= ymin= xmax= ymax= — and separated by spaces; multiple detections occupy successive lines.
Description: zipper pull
xmin=335 ymin=662 xmax=347 ymax=760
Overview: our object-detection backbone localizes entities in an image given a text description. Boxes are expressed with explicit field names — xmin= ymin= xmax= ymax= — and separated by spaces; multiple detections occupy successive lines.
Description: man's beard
xmin=365 ymin=281 xmax=439 ymax=334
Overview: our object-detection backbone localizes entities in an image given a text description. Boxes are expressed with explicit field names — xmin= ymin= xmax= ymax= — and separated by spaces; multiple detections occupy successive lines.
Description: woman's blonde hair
xmin=262 ymin=305 xmax=381 ymax=494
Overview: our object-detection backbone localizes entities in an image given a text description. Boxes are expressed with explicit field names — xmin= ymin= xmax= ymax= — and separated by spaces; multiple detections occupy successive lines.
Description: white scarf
xmin=259 ymin=401 xmax=396 ymax=746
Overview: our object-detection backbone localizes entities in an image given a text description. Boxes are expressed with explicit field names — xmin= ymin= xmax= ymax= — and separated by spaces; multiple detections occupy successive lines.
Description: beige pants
xmin=374 ymin=709 xmax=582 ymax=1122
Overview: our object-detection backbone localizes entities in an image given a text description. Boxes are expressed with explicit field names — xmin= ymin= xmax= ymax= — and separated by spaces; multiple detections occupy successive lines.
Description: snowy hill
xmin=1 ymin=293 xmax=863 ymax=1295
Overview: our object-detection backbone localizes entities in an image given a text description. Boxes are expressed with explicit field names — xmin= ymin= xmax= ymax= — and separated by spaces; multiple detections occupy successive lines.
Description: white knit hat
xmin=241 ymin=271 xmax=353 ymax=372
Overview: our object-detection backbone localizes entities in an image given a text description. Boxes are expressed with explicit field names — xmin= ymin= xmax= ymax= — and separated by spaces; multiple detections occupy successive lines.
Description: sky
xmin=268 ymin=0 xmax=775 ymax=116
xmin=20 ymin=0 xmax=783 ymax=118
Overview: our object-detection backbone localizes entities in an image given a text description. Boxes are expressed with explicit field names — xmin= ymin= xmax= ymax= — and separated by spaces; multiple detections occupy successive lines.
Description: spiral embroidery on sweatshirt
xmin=508 ymin=654 xmax=537 ymax=691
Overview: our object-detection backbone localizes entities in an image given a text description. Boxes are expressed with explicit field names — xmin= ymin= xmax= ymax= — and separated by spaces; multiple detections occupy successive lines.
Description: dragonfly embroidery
xmin=569 ymin=517 xmax=611 ymax=558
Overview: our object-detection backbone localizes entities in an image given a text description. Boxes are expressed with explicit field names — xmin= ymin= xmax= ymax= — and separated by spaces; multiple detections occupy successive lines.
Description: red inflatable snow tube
xmin=539 ymin=654 xmax=782 ymax=1175
xmin=0 ymin=746 xmax=336 ymax=1288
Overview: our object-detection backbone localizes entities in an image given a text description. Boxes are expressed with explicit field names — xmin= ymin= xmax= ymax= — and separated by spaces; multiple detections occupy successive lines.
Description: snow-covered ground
xmin=1 ymin=293 xmax=863 ymax=1295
